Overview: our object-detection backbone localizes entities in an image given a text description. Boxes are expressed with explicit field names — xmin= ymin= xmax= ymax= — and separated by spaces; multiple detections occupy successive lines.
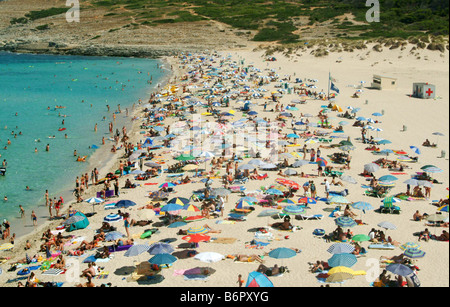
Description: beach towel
xmin=96 ymin=271 xmax=109 ymax=279
xmin=184 ymin=275 xmax=209 ymax=281
xmin=144 ymin=183 xmax=158 ymax=185
xmin=211 ymin=238 xmax=237 ymax=244
xmin=42 ymin=268 xmax=65 ymax=276
xmin=215 ymin=220 xmax=236 ymax=225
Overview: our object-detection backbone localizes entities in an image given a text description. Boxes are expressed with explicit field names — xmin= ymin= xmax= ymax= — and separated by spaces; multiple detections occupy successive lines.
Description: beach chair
xmin=232 ymin=177 xmax=249 ymax=184
xmin=379 ymin=202 xmax=401 ymax=214
xmin=297 ymin=214 xmax=323 ymax=221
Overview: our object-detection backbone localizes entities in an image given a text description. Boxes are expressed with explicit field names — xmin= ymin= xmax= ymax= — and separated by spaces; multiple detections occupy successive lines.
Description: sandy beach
xmin=0 ymin=42 xmax=448 ymax=288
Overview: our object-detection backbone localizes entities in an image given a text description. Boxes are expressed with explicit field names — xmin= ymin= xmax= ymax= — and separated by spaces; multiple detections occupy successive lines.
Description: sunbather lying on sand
xmin=234 ymin=254 xmax=264 ymax=263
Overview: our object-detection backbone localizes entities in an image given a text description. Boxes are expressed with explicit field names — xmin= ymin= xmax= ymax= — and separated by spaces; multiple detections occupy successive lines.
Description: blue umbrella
xmin=378 ymin=149 xmax=394 ymax=155
xmin=282 ymin=205 xmax=305 ymax=215
xmin=409 ymin=146 xmax=421 ymax=155
xmin=266 ymin=189 xmax=284 ymax=196
xmin=372 ymin=112 xmax=383 ymax=116
xmin=386 ymin=263 xmax=413 ymax=276
xmin=160 ymin=203 xmax=184 ymax=213
xmin=403 ymin=248 xmax=426 ymax=259
xmin=115 ymin=200 xmax=137 ymax=208
xmin=328 ymin=253 xmax=357 ymax=268
xmin=351 ymin=201 xmax=374 ymax=212
xmin=168 ymin=221 xmax=187 ymax=228
xmin=248 ymin=111 xmax=258 ymax=116
xmin=335 ymin=216 xmax=357 ymax=228
xmin=148 ymin=253 xmax=177 ymax=265
xmin=356 ymin=116 xmax=366 ymax=121
xmin=105 ymin=231 xmax=125 ymax=241
xmin=268 ymin=247 xmax=297 ymax=259
xmin=379 ymin=175 xmax=398 ymax=182
xmin=377 ymin=139 xmax=392 ymax=145
xmin=287 ymin=133 xmax=300 ymax=139
xmin=327 ymin=243 xmax=355 ymax=255
xmin=148 ymin=243 xmax=175 ymax=255
xmin=124 ymin=244 xmax=151 ymax=257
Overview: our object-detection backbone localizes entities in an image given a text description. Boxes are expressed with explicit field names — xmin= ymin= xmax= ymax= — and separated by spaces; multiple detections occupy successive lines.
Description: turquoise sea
xmin=0 ymin=51 xmax=167 ymax=237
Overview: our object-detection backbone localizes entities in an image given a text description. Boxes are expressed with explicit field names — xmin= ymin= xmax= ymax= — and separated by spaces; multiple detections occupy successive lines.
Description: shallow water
xmin=0 ymin=51 xmax=167 ymax=237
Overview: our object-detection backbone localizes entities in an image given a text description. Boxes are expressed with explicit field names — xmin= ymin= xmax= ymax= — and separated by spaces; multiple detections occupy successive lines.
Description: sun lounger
xmin=297 ymin=214 xmax=323 ymax=220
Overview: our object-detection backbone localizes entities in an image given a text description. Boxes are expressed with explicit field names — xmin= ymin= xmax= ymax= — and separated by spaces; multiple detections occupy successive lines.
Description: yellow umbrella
xmin=326 ymin=272 xmax=354 ymax=283
xmin=202 ymin=112 xmax=213 ymax=116
xmin=328 ymin=266 xmax=366 ymax=276
xmin=183 ymin=164 xmax=199 ymax=171
xmin=0 ymin=243 xmax=14 ymax=251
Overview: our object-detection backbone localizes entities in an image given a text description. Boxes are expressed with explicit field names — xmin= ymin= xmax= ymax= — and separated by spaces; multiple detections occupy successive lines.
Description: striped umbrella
xmin=335 ymin=216 xmax=357 ymax=228
xmin=377 ymin=221 xmax=397 ymax=230
xmin=257 ymin=209 xmax=280 ymax=217
xmin=187 ymin=226 xmax=208 ymax=235
xmin=328 ymin=196 xmax=351 ymax=205
xmin=168 ymin=197 xmax=190 ymax=206
xmin=386 ymin=263 xmax=413 ymax=276
xmin=104 ymin=214 xmax=122 ymax=223
xmin=282 ymin=205 xmax=305 ymax=215
xmin=327 ymin=243 xmax=355 ymax=255
xmin=85 ymin=197 xmax=105 ymax=204
xmin=298 ymin=197 xmax=317 ymax=205
xmin=438 ymin=204 xmax=449 ymax=213
xmin=351 ymin=201 xmax=373 ymax=212
xmin=379 ymin=175 xmax=398 ymax=182
xmin=399 ymin=242 xmax=421 ymax=251
xmin=326 ymin=272 xmax=354 ymax=283
xmin=278 ymin=199 xmax=296 ymax=205
xmin=159 ymin=182 xmax=177 ymax=188
xmin=105 ymin=231 xmax=125 ymax=241
xmin=124 ymin=244 xmax=151 ymax=257
xmin=148 ymin=253 xmax=177 ymax=265
xmin=328 ymin=253 xmax=357 ymax=268
xmin=403 ymin=248 xmax=426 ymax=259
xmin=160 ymin=203 xmax=184 ymax=214
xmin=148 ymin=242 xmax=174 ymax=255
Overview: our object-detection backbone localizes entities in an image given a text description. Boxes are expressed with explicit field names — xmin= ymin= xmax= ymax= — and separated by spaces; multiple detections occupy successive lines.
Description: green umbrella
xmin=175 ymin=154 xmax=196 ymax=161
xmin=351 ymin=234 xmax=371 ymax=242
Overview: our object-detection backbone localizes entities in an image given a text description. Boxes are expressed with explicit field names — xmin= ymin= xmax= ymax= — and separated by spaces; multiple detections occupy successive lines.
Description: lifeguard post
xmin=371 ymin=75 xmax=397 ymax=90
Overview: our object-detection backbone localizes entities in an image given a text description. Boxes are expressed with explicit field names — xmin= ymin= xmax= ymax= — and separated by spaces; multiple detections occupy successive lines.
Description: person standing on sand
xmin=31 ymin=211 xmax=37 ymax=226
xmin=237 ymin=274 xmax=244 ymax=287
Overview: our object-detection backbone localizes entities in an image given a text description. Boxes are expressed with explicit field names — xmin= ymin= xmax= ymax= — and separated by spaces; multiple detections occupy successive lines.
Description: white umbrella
xmin=194 ymin=252 xmax=225 ymax=263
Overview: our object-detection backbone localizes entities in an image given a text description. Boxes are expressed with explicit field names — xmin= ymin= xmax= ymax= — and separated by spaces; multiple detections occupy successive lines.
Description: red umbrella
xmin=184 ymin=215 xmax=205 ymax=222
xmin=276 ymin=178 xmax=300 ymax=190
xmin=182 ymin=234 xmax=211 ymax=243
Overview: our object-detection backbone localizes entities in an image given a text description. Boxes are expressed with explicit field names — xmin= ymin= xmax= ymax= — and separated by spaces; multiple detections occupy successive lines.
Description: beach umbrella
xmin=246 ymin=271 xmax=274 ymax=287
xmin=257 ymin=209 xmax=280 ymax=217
xmin=278 ymin=198 xmax=296 ymax=205
xmin=282 ymin=205 xmax=305 ymax=216
xmin=182 ymin=234 xmax=211 ymax=244
xmin=284 ymin=169 xmax=297 ymax=176
xmin=268 ymin=247 xmax=297 ymax=259
xmin=194 ymin=252 xmax=224 ymax=263
xmin=85 ymin=197 xmax=105 ymax=204
xmin=423 ymin=166 xmax=443 ymax=173
xmin=287 ymin=133 xmax=300 ymax=139
xmin=103 ymin=214 xmax=122 ymax=223
xmin=409 ymin=146 xmax=421 ymax=155
xmin=372 ymin=112 xmax=383 ymax=117
xmin=182 ymin=164 xmax=199 ymax=171
xmin=379 ymin=175 xmax=398 ymax=182
xmin=356 ymin=116 xmax=366 ymax=121
xmin=335 ymin=216 xmax=357 ymax=228
xmin=421 ymin=165 xmax=437 ymax=170
xmin=187 ymin=226 xmax=208 ymax=235
xmin=210 ymin=188 xmax=231 ymax=197
xmin=260 ymin=163 xmax=278 ymax=169
xmin=426 ymin=213 xmax=446 ymax=223
xmin=328 ymin=253 xmax=357 ymax=268
xmin=351 ymin=234 xmax=371 ymax=242
xmin=340 ymin=145 xmax=356 ymax=152
xmin=148 ymin=242 xmax=174 ymax=255
xmin=183 ymin=204 xmax=201 ymax=213
xmin=168 ymin=197 xmax=190 ymax=206
xmin=298 ymin=197 xmax=317 ymax=205
xmin=160 ymin=203 xmax=184 ymax=214
xmin=377 ymin=139 xmax=392 ymax=145
xmin=399 ymin=242 xmax=421 ymax=251
xmin=115 ymin=200 xmax=137 ymax=208
xmin=382 ymin=196 xmax=401 ymax=204
xmin=167 ymin=221 xmax=187 ymax=228
xmin=438 ymin=204 xmax=449 ymax=213
xmin=292 ymin=160 xmax=310 ymax=168
xmin=328 ymin=196 xmax=351 ymax=205
xmin=432 ymin=132 xmax=444 ymax=145
xmin=364 ymin=163 xmax=380 ymax=173
xmin=266 ymin=188 xmax=284 ymax=196
xmin=327 ymin=243 xmax=355 ymax=255
xmin=159 ymin=182 xmax=177 ymax=189
xmin=326 ymin=272 xmax=354 ymax=284
xmin=175 ymin=154 xmax=196 ymax=161
xmin=340 ymin=175 xmax=357 ymax=184
xmin=403 ymin=248 xmax=426 ymax=259
xmin=144 ymin=161 xmax=162 ymax=168
xmin=379 ymin=149 xmax=394 ymax=155
xmin=386 ymin=263 xmax=413 ymax=277
xmin=351 ymin=201 xmax=373 ymax=213
xmin=105 ymin=231 xmax=125 ymax=241
xmin=149 ymin=253 xmax=177 ymax=266
xmin=377 ymin=221 xmax=397 ymax=230
xmin=238 ymin=164 xmax=256 ymax=171
xmin=0 ymin=243 xmax=14 ymax=251
xmin=62 ymin=214 xmax=86 ymax=225
xmin=124 ymin=244 xmax=151 ymax=257
xmin=248 ymin=159 xmax=266 ymax=166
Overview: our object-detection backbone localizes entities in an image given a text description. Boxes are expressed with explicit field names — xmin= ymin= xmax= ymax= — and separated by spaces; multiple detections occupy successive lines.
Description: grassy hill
xmin=6 ymin=0 xmax=449 ymax=44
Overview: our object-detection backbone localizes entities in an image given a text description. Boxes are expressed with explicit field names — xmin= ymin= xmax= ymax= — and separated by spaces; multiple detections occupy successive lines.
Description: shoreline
xmin=0 ymin=54 xmax=175 ymax=248
xmin=1 ymin=45 xmax=447 ymax=287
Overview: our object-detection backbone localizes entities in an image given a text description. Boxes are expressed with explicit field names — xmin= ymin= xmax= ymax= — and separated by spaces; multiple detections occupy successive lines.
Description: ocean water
xmin=0 ymin=51 xmax=167 ymax=236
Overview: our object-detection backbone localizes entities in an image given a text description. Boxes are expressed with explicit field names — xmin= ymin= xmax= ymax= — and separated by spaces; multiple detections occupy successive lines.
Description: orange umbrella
xmin=182 ymin=234 xmax=211 ymax=243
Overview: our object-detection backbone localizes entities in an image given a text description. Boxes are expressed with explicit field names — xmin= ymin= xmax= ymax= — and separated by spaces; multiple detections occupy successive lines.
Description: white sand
xmin=0 ymin=43 xmax=448 ymax=288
